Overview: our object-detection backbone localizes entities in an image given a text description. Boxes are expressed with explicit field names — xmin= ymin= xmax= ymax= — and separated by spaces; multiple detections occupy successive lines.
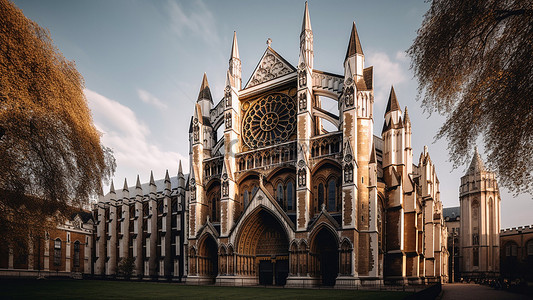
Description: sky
xmin=12 ymin=0 xmax=533 ymax=228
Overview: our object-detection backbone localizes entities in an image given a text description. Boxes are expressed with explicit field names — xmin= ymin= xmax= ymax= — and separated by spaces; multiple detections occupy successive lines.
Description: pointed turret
xmin=149 ymin=170 xmax=156 ymax=186
xmin=178 ymin=160 xmax=183 ymax=176
xmin=122 ymin=178 xmax=129 ymax=192
xmin=345 ymin=22 xmax=364 ymax=60
xmin=467 ymin=147 xmax=486 ymax=175
xmin=109 ymin=180 xmax=116 ymax=194
xmin=385 ymin=86 xmax=401 ymax=116
xmin=197 ymin=73 xmax=212 ymax=103
xmin=301 ymin=1 xmax=312 ymax=32
xmin=229 ymin=32 xmax=242 ymax=90
xmin=403 ymin=106 xmax=411 ymax=125
xmin=136 ymin=175 xmax=141 ymax=189
xmin=299 ymin=1 xmax=313 ymax=69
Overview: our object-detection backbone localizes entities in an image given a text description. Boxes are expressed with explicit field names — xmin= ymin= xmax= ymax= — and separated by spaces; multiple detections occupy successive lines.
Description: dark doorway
xmin=199 ymin=235 xmax=218 ymax=281
xmin=312 ymin=228 xmax=338 ymax=286
xmin=275 ymin=259 xmax=289 ymax=286
xmin=259 ymin=260 xmax=273 ymax=285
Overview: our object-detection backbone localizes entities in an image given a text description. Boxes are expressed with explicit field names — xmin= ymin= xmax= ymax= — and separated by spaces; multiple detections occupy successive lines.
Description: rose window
xmin=243 ymin=93 xmax=296 ymax=148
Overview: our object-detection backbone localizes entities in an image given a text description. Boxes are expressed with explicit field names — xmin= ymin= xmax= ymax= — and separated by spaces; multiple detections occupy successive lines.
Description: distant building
xmin=0 ymin=211 xmax=94 ymax=278
xmin=444 ymin=148 xmax=501 ymax=281
xmin=92 ymin=170 xmax=188 ymax=281
xmin=500 ymin=225 xmax=533 ymax=281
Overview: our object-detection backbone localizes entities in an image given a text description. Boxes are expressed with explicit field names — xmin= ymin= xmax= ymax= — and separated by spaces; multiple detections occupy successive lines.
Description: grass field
xmin=0 ymin=279 xmax=412 ymax=299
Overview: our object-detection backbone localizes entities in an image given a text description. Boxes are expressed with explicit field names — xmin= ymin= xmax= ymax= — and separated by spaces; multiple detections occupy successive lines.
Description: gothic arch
xmin=197 ymin=232 xmax=218 ymax=279
xmin=309 ymin=223 xmax=339 ymax=286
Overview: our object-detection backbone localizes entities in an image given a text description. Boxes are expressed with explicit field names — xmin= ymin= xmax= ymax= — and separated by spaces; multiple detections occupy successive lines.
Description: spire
xmin=403 ymin=106 xmax=411 ymax=125
xmin=178 ymin=160 xmax=183 ymax=175
xmin=136 ymin=175 xmax=142 ymax=189
xmin=165 ymin=169 xmax=170 ymax=182
xmin=197 ymin=73 xmax=213 ymax=103
xmin=385 ymin=86 xmax=401 ymax=116
xmin=123 ymin=178 xmax=129 ymax=191
xmin=301 ymin=1 xmax=312 ymax=32
xmin=467 ymin=147 xmax=486 ymax=174
xmin=230 ymin=31 xmax=239 ymax=60
xmin=149 ymin=170 xmax=155 ymax=186
xmin=345 ymin=21 xmax=364 ymax=60
xmin=109 ymin=180 xmax=115 ymax=194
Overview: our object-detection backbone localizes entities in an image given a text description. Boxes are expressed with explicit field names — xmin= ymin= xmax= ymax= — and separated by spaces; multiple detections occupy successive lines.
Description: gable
xmin=245 ymin=47 xmax=296 ymax=88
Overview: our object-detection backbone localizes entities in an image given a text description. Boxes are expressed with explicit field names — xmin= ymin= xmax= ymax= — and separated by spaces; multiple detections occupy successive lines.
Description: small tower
xmin=459 ymin=148 xmax=501 ymax=279
xmin=296 ymin=1 xmax=314 ymax=231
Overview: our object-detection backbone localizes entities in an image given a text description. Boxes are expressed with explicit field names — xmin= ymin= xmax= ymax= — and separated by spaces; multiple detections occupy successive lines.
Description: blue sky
xmin=12 ymin=0 xmax=532 ymax=228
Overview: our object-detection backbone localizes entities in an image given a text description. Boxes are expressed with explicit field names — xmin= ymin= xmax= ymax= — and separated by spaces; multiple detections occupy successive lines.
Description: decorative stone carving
xmin=298 ymin=168 xmax=306 ymax=187
xmin=193 ymin=118 xmax=199 ymax=142
xmin=298 ymin=70 xmax=307 ymax=87
xmin=225 ymin=86 xmax=232 ymax=107
xmin=298 ymin=92 xmax=307 ymax=111
xmin=225 ymin=112 xmax=232 ymax=128
xmin=222 ymin=181 xmax=229 ymax=197
xmin=242 ymin=93 xmax=296 ymax=149
xmin=344 ymin=163 xmax=353 ymax=184
xmin=344 ymin=86 xmax=354 ymax=107
xmin=248 ymin=51 xmax=292 ymax=88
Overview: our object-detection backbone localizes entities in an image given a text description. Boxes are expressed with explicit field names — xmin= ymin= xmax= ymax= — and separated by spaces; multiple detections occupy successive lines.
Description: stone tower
xmin=459 ymin=148 xmax=501 ymax=279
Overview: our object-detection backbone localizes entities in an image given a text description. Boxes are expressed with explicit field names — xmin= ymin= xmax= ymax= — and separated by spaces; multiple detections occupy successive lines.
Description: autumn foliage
xmin=408 ymin=0 xmax=533 ymax=194
xmin=0 ymin=0 xmax=115 ymax=244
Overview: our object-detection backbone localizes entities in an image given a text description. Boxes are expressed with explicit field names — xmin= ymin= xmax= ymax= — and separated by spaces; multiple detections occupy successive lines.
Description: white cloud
xmin=366 ymin=51 xmax=408 ymax=112
xmin=166 ymin=0 xmax=219 ymax=45
xmin=137 ymin=88 xmax=168 ymax=110
xmin=85 ymin=89 xmax=188 ymax=185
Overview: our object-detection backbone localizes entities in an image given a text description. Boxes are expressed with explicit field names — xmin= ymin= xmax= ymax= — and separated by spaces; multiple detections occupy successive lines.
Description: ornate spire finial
xmin=231 ymin=31 xmax=240 ymax=60
xmin=266 ymin=38 xmax=272 ymax=47
xmin=302 ymin=1 xmax=312 ymax=32
xmin=345 ymin=21 xmax=364 ymax=60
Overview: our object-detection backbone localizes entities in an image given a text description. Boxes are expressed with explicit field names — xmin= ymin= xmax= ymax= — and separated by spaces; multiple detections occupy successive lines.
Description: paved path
xmin=441 ymin=283 xmax=531 ymax=300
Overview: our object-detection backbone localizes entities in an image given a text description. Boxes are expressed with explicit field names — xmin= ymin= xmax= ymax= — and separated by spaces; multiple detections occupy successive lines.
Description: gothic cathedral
xmin=186 ymin=3 xmax=448 ymax=286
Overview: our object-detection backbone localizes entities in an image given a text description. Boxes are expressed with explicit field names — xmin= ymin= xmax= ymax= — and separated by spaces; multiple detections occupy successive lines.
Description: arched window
xmin=506 ymin=242 xmax=518 ymax=257
xmin=277 ymin=183 xmax=283 ymax=206
xmin=54 ymin=238 xmax=62 ymax=266
xmin=73 ymin=241 xmax=81 ymax=268
xmin=243 ymin=191 xmax=249 ymax=207
xmin=211 ymin=198 xmax=218 ymax=222
xmin=527 ymin=240 xmax=533 ymax=256
xmin=318 ymin=183 xmax=324 ymax=211
xmin=287 ymin=181 xmax=294 ymax=211
xmin=252 ymin=186 xmax=258 ymax=196
xmin=328 ymin=179 xmax=336 ymax=212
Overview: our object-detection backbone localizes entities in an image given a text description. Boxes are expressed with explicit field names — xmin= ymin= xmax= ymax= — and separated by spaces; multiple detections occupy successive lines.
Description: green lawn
xmin=0 ymin=279 xmax=412 ymax=299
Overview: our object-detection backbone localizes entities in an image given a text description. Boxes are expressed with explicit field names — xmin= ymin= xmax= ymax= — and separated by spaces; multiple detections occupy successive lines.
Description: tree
xmin=0 ymin=0 xmax=115 ymax=244
xmin=408 ymin=0 xmax=533 ymax=194
xmin=117 ymin=257 xmax=136 ymax=280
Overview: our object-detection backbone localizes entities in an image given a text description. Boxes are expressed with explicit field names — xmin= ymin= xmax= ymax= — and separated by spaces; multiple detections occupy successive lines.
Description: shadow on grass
xmin=0 ymin=279 xmax=412 ymax=300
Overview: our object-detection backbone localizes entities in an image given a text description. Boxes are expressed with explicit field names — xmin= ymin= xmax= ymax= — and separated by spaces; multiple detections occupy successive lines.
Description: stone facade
xmin=92 ymin=170 xmax=188 ymax=280
xmin=500 ymin=225 xmax=533 ymax=281
xmin=186 ymin=3 xmax=448 ymax=287
xmin=444 ymin=149 xmax=502 ymax=281
xmin=0 ymin=211 xmax=94 ymax=278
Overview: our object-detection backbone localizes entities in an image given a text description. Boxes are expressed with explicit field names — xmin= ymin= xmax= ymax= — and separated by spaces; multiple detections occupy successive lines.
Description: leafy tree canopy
xmin=0 ymin=0 xmax=115 ymax=244
xmin=408 ymin=0 xmax=533 ymax=194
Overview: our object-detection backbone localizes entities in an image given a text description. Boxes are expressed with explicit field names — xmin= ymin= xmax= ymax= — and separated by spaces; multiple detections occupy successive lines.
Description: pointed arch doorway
xmin=197 ymin=234 xmax=218 ymax=282
xmin=310 ymin=226 xmax=339 ymax=286
xmin=236 ymin=208 xmax=289 ymax=285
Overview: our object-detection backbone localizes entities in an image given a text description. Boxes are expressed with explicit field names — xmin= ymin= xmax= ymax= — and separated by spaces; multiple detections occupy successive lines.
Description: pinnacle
xmin=178 ymin=160 xmax=183 ymax=175
xmin=109 ymin=180 xmax=115 ymax=193
xmin=385 ymin=86 xmax=401 ymax=116
xmin=467 ymin=147 xmax=485 ymax=174
xmin=197 ymin=73 xmax=213 ymax=103
xmin=136 ymin=175 xmax=142 ymax=189
xmin=404 ymin=106 xmax=411 ymax=124
xmin=301 ymin=1 xmax=312 ymax=33
xmin=345 ymin=21 xmax=364 ymax=60
xmin=165 ymin=169 xmax=170 ymax=182
xmin=231 ymin=31 xmax=240 ymax=60
xmin=123 ymin=178 xmax=128 ymax=191
xmin=149 ymin=170 xmax=155 ymax=185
